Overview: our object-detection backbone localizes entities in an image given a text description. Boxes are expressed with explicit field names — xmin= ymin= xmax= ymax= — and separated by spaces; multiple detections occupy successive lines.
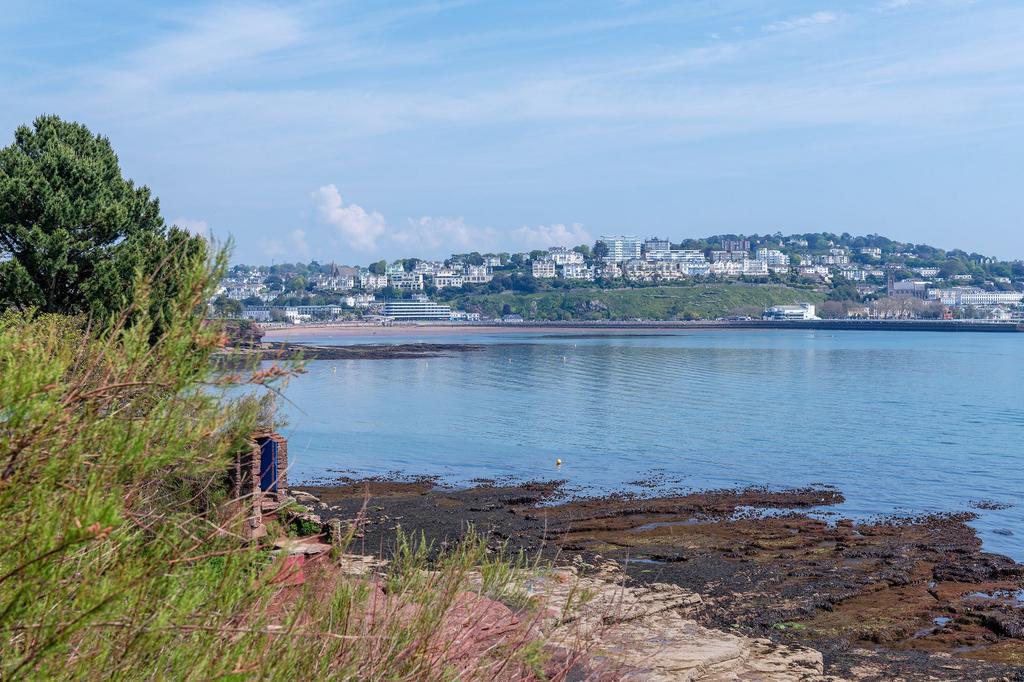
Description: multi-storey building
xmin=531 ymin=260 xmax=557 ymax=278
xmin=432 ymin=274 xmax=464 ymax=288
xmin=598 ymin=235 xmax=643 ymax=263
xmin=382 ymin=295 xmax=453 ymax=320
xmin=721 ymin=239 xmax=750 ymax=253
xmin=561 ymin=263 xmax=595 ymax=281
xmin=547 ymin=247 xmax=584 ymax=266
xmin=388 ymin=272 xmax=425 ymax=291
xmin=464 ymin=265 xmax=493 ymax=283
xmin=928 ymin=287 xmax=1024 ymax=307
xmin=755 ymin=248 xmax=789 ymax=266
xmin=359 ymin=272 xmax=389 ymax=290
xmin=643 ymin=238 xmax=672 ymax=261
xmin=710 ymin=250 xmax=748 ymax=263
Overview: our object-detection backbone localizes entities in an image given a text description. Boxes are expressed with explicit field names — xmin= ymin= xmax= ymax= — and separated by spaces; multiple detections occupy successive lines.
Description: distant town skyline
xmin=4 ymin=1 xmax=1023 ymax=263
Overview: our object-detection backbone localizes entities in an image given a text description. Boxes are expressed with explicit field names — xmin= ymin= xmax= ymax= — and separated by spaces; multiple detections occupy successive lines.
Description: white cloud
xmin=764 ymin=12 xmax=843 ymax=32
xmin=313 ymin=184 xmax=387 ymax=251
xmin=391 ymin=216 xmax=497 ymax=254
xmin=172 ymin=217 xmax=209 ymax=237
xmin=511 ymin=223 xmax=592 ymax=250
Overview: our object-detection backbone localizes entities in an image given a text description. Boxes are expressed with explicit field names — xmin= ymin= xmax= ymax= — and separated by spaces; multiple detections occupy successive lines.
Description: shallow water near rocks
xmin=269 ymin=328 xmax=1024 ymax=560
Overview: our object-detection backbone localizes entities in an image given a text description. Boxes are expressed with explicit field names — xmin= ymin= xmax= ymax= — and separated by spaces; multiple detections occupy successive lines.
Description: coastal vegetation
xmin=0 ymin=116 xmax=207 ymax=338
xmin=0 ymin=117 xmax=564 ymax=680
xmin=449 ymin=284 xmax=826 ymax=321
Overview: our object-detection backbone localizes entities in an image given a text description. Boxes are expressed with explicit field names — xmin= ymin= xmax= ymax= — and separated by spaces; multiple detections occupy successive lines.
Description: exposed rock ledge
xmin=522 ymin=559 xmax=834 ymax=681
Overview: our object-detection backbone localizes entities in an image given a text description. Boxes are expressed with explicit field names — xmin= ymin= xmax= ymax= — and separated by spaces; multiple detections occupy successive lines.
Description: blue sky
xmin=3 ymin=0 xmax=1023 ymax=263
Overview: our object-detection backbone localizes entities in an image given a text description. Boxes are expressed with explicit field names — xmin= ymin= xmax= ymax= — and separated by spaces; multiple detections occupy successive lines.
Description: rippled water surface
xmin=269 ymin=329 xmax=1024 ymax=559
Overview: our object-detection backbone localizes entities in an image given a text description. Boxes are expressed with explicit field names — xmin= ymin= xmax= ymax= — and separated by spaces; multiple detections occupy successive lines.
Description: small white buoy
xmin=331 ymin=366 xmax=337 ymax=373
xmin=556 ymin=458 xmax=562 ymax=467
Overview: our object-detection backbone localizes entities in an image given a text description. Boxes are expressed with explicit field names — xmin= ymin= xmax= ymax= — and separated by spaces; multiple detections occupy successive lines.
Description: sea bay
xmin=268 ymin=328 xmax=1024 ymax=560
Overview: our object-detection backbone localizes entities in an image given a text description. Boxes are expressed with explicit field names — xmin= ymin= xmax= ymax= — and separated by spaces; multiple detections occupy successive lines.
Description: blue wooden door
xmin=259 ymin=438 xmax=278 ymax=493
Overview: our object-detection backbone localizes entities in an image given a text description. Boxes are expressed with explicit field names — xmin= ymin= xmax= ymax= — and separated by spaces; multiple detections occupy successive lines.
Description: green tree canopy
xmin=0 ymin=115 xmax=207 ymax=332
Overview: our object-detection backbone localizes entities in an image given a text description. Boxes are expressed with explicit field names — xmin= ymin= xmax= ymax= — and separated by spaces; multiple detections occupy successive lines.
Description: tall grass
xmin=0 ymin=247 xmax=570 ymax=680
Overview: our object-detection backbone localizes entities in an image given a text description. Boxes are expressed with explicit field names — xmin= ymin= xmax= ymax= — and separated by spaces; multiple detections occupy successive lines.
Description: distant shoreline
xmin=262 ymin=318 xmax=1024 ymax=339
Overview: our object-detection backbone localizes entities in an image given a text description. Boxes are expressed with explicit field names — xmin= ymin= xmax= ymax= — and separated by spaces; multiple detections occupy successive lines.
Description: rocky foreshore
xmin=292 ymin=479 xmax=1024 ymax=680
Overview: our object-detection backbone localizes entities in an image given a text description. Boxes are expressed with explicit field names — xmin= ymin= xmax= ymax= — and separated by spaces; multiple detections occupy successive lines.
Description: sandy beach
xmin=260 ymin=323 xmax=683 ymax=340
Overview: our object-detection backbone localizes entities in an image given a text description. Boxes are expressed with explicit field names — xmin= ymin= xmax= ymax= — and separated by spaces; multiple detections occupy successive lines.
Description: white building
xmin=388 ymin=272 xmax=425 ymax=291
xmin=711 ymin=250 xmax=748 ymax=263
xmin=763 ymin=303 xmax=818 ymax=320
xmin=562 ymin=263 xmax=595 ymax=281
xmin=755 ymin=249 xmax=790 ymax=266
xmin=860 ymin=247 xmax=882 ymax=258
xmin=928 ymin=287 xmax=1024 ymax=307
xmin=532 ymin=260 xmax=557 ymax=278
xmin=548 ymin=246 xmax=584 ymax=266
xmin=798 ymin=265 xmax=831 ymax=280
xmin=464 ymin=265 xmax=493 ymax=284
xmin=600 ymin=262 xmax=622 ymax=279
xmin=813 ymin=253 xmax=850 ymax=266
xmin=709 ymin=260 xmax=768 ymax=278
xmin=432 ymin=274 xmax=464 ymax=288
xmin=598 ymin=235 xmax=643 ymax=263
xmin=359 ymin=272 xmax=389 ymax=290
xmin=342 ymin=294 xmax=375 ymax=307
xmin=242 ymin=306 xmax=271 ymax=321
xmin=382 ymin=295 xmax=453 ymax=320
xmin=837 ymin=266 xmax=868 ymax=282
xmin=643 ymin=238 xmax=672 ymax=261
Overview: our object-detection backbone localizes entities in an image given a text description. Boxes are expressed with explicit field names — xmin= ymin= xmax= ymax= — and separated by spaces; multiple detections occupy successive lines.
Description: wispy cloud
xmin=764 ymin=11 xmax=844 ymax=33
xmin=511 ymin=223 xmax=592 ymax=250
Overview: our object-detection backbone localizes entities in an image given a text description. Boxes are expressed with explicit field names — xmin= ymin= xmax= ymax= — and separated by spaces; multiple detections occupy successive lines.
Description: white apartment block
xmin=600 ymin=262 xmax=622 ymax=279
xmin=388 ymin=272 xmax=425 ymax=291
xmin=710 ymin=250 xmax=748 ymax=263
xmin=928 ymin=287 xmax=1024 ymax=307
xmin=755 ymin=248 xmax=790 ymax=266
xmin=837 ymin=267 xmax=868 ymax=281
xmin=561 ymin=263 xmax=595 ymax=281
xmin=813 ymin=254 xmax=850 ymax=266
xmin=432 ymin=274 xmax=464 ymax=288
xmin=382 ymin=295 xmax=453 ymax=320
xmin=547 ymin=247 xmax=584 ymax=266
xmin=623 ymin=259 xmax=692 ymax=282
xmin=643 ymin=238 xmax=672 ymax=261
xmin=532 ymin=260 xmax=557 ymax=278
xmin=343 ymin=294 xmax=375 ymax=307
xmin=599 ymin=235 xmax=643 ymax=263
xmin=359 ymin=273 xmax=389 ymax=290
xmin=464 ymin=265 xmax=493 ymax=283
xmin=860 ymin=247 xmax=882 ymax=258
xmin=314 ymin=274 xmax=354 ymax=291
xmin=798 ymin=265 xmax=831 ymax=279
xmin=709 ymin=260 xmax=768 ymax=278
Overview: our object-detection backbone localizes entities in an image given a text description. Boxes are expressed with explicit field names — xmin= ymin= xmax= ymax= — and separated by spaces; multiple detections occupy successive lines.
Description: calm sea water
xmin=267 ymin=329 xmax=1024 ymax=560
